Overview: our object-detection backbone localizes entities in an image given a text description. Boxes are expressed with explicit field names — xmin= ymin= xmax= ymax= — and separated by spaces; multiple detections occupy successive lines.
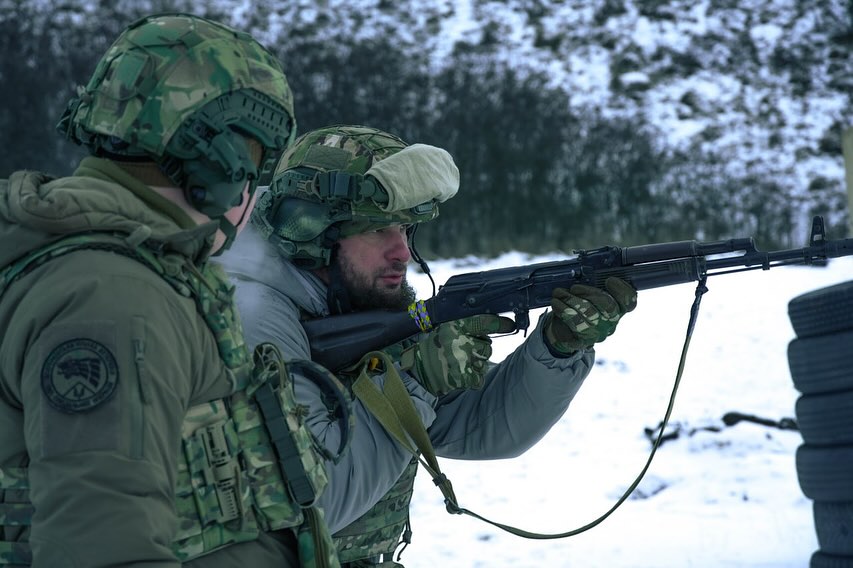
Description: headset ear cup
xmin=181 ymin=131 xmax=259 ymax=217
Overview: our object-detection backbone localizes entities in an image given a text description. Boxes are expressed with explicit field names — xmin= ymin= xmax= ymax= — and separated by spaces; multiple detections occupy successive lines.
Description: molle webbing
xmin=174 ymin=349 xmax=330 ymax=561
xmin=334 ymin=458 xmax=418 ymax=564
xmin=175 ymin=396 xmax=280 ymax=559
xmin=0 ymin=467 xmax=31 ymax=566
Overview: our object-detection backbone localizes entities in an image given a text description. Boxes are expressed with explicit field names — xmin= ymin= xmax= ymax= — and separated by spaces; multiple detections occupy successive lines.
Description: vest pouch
xmin=244 ymin=343 xmax=330 ymax=528
xmin=247 ymin=344 xmax=343 ymax=568
xmin=173 ymin=343 xmax=337 ymax=561
xmin=174 ymin=400 xmax=261 ymax=561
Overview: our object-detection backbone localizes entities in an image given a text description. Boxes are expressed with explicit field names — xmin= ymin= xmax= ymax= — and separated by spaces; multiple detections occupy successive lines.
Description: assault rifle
xmin=304 ymin=216 xmax=853 ymax=372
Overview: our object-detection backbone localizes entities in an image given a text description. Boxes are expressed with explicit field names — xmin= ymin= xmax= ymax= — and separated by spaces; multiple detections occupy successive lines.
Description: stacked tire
xmin=788 ymin=281 xmax=853 ymax=568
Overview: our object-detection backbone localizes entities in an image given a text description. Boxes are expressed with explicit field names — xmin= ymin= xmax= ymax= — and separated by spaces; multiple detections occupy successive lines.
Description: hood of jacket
xmin=217 ymin=222 xmax=329 ymax=318
xmin=0 ymin=157 xmax=219 ymax=269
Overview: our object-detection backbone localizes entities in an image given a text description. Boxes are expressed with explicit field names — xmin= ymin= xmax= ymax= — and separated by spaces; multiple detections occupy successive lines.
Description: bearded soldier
xmin=0 ymin=14 xmax=345 ymax=567
xmin=218 ymin=124 xmax=637 ymax=566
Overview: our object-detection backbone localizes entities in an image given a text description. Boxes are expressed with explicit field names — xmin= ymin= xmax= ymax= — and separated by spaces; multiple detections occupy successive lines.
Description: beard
xmin=335 ymin=255 xmax=417 ymax=312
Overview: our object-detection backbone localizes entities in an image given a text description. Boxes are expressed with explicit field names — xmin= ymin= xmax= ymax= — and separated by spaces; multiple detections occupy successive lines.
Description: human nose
xmin=385 ymin=228 xmax=411 ymax=263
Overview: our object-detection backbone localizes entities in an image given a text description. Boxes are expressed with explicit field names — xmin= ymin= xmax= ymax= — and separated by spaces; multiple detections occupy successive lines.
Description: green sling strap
xmin=351 ymin=282 xmax=714 ymax=544
xmin=349 ymin=352 xmax=458 ymax=512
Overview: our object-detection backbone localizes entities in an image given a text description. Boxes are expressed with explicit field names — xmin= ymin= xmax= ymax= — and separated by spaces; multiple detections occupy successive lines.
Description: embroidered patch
xmin=41 ymin=338 xmax=119 ymax=413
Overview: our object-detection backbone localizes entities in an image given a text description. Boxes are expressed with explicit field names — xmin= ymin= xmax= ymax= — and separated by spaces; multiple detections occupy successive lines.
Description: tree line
xmin=1 ymin=0 xmax=846 ymax=257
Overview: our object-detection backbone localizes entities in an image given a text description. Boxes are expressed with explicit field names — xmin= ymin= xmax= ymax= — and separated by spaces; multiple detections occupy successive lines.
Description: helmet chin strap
xmin=212 ymin=172 xmax=260 ymax=255
xmin=211 ymin=189 xmax=249 ymax=255
xmin=212 ymin=217 xmax=238 ymax=256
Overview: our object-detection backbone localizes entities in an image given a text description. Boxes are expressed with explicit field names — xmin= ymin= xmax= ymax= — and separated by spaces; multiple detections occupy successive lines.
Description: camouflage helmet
xmin=57 ymin=13 xmax=296 ymax=222
xmin=253 ymin=124 xmax=459 ymax=269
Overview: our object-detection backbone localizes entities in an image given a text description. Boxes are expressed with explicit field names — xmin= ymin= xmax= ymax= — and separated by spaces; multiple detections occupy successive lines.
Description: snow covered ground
xmin=398 ymin=251 xmax=853 ymax=568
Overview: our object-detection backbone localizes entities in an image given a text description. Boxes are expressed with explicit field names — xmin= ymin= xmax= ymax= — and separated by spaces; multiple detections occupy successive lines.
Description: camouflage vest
xmin=0 ymin=232 xmax=342 ymax=567
xmin=334 ymin=458 xmax=418 ymax=566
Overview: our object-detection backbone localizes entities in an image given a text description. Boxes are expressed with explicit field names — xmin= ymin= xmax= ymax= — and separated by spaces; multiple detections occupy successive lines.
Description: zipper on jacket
xmin=130 ymin=316 xmax=148 ymax=460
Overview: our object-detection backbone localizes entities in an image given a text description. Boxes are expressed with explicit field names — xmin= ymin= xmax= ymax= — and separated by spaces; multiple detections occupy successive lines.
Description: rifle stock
xmin=304 ymin=216 xmax=853 ymax=372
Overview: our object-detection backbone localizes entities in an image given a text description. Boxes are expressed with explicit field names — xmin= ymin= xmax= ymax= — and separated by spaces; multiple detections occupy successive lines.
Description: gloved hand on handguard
xmin=406 ymin=314 xmax=515 ymax=396
xmin=544 ymin=276 xmax=637 ymax=356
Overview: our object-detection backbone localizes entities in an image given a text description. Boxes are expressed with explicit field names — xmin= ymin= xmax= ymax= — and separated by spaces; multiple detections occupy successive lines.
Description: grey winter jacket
xmin=217 ymin=223 xmax=595 ymax=533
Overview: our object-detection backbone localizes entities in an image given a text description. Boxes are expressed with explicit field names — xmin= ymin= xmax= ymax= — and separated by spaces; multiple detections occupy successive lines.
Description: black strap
xmin=254 ymin=381 xmax=317 ymax=507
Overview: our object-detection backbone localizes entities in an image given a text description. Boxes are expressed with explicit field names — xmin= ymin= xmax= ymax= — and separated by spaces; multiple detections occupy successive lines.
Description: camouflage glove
xmin=405 ymin=314 xmax=515 ymax=396
xmin=544 ymin=277 xmax=637 ymax=356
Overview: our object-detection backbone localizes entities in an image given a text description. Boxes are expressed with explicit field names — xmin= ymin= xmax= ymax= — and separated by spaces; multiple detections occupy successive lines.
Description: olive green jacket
xmin=0 ymin=158 xmax=297 ymax=567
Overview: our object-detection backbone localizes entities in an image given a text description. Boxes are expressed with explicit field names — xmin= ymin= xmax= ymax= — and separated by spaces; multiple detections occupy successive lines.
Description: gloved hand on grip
xmin=544 ymin=277 xmax=637 ymax=356
xmin=406 ymin=314 xmax=515 ymax=396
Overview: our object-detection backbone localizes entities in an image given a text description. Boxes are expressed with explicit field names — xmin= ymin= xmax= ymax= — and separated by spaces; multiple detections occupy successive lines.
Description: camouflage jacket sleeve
xmin=427 ymin=311 xmax=595 ymax=459
xmin=230 ymin=277 xmax=438 ymax=534
xmin=0 ymin=251 xmax=232 ymax=566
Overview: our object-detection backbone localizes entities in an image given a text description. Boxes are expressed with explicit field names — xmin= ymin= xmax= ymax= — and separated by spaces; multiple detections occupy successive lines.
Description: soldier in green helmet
xmin=218 ymin=124 xmax=637 ymax=566
xmin=0 ymin=13 xmax=345 ymax=567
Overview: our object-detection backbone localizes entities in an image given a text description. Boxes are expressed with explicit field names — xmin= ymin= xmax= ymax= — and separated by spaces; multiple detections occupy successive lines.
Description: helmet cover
xmin=253 ymin=124 xmax=458 ymax=268
xmin=57 ymin=12 xmax=297 ymax=220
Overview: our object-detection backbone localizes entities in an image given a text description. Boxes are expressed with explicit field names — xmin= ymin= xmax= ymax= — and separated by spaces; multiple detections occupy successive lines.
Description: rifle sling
xmin=350 ymin=277 xmax=709 ymax=541
xmin=350 ymin=352 xmax=458 ymax=510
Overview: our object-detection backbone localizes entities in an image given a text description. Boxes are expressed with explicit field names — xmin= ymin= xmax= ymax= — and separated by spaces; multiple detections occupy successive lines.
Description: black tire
xmin=797 ymin=445 xmax=853 ymax=501
xmin=788 ymin=332 xmax=853 ymax=395
xmin=814 ymin=501 xmax=853 ymax=556
xmin=789 ymin=281 xmax=853 ymax=339
xmin=790 ymin=281 xmax=853 ymax=568
xmin=797 ymin=391 xmax=853 ymax=445
xmin=812 ymin=550 xmax=853 ymax=568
